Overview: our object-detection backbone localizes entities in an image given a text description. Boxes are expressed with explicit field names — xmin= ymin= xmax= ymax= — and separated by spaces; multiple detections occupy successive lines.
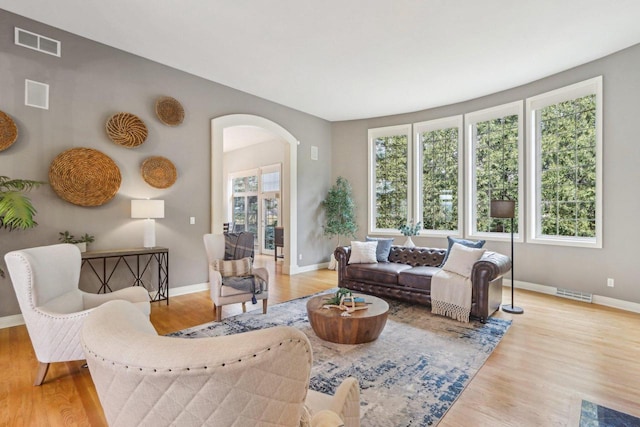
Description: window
xmin=415 ymin=116 xmax=463 ymax=236
xmin=368 ymin=125 xmax=412 ymax=233
xmin=465 ymin=101 xmax=524 ymax=241
xmin=526 ymin=77 xmax=602 ymax=248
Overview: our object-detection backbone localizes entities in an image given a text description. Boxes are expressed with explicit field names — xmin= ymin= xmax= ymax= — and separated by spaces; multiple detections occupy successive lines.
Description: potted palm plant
xmin=0 ymin=176 xmax=45 ymax=277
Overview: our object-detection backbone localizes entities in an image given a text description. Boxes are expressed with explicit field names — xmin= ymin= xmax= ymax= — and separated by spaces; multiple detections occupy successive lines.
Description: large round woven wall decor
xmin=155 ymin=96 xmax=184 ymax=126
xmin=105 ymin=112 xmax=148 ymax=148
xmin=0 ymin=110 xmax=18 ymax=152
xmin=141 ymin=156 xmax=177 ymax=189
xmin=49 ymin=148 xmax=122 ymax=206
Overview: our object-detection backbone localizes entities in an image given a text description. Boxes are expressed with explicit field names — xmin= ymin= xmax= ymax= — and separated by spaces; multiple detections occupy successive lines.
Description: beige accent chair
xmin=203 ymin=233 xmax=269 ymax=321
xmin=4 ymin=243 xmax=151 ymax=386
xmin=82 ymin=300 xmax=361 ymax=427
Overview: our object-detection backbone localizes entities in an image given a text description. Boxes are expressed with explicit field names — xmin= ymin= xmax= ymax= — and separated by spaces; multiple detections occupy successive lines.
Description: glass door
xmin=261 ymin=194 xmax=279 ymax=255
xmin=229 ymin=165 xmax=281 ymax=255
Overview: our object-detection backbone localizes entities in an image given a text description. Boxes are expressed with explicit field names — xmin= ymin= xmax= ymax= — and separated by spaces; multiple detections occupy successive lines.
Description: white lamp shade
xmin=131 ymin=200 xmax=165 ymax=219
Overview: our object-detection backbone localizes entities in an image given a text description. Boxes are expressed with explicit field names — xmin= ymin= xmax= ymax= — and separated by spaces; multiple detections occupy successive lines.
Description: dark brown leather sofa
xmin=334 ymin=245 xmax=512 ymax=322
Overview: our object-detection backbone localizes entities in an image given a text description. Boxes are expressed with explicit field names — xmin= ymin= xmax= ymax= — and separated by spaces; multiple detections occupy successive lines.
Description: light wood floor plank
xmin=2 ymin=256 xmax=640 ymax=426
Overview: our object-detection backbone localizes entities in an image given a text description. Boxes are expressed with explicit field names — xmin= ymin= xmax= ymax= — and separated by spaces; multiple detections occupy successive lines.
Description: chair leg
xmin=33 ymin=362 xmax=50 ymax=386
xmin=241 ymin=302 xmax=246 ymax=313
xmin=262 ymin=299 xmax=268 ymax=314
xmin=215 ymin=305 xmax=222 ymax=322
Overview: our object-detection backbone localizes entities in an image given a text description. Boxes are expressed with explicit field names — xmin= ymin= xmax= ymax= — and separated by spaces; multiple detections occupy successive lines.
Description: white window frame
xmin=526 ymin=76 xmax=603 ymax=248
xmin=368 ymin=124 xmax=413 ymax=235
xmin=414 ymin=115 xmax=464 ymax=237
xmin=465 ymin=101 xmax=524 ymax=242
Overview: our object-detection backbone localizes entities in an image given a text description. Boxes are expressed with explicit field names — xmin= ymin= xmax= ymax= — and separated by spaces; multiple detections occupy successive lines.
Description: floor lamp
xmin=490 ymin=199 xmax=523 ymax=314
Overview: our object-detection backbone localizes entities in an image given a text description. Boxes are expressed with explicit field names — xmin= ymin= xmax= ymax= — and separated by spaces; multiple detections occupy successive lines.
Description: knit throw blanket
xmin=431 ymin=269 xmax=472 ymax=323
xmin=222 ymin=276 xmax=264 ymax=296
xmin=224 ymin=232 xmax=255 ymax=260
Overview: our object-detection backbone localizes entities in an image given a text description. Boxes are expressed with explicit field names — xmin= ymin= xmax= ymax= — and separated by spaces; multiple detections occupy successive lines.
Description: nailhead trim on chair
xmin=84 ymin=338 xmax=310 ymax=373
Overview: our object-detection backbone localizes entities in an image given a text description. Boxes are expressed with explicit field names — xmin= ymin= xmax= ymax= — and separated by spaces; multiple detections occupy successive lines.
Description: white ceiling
xmin=223 ymin=126 xmax=282 ymax=153
xmin=3 ymin=1 xmax=640 ymax=121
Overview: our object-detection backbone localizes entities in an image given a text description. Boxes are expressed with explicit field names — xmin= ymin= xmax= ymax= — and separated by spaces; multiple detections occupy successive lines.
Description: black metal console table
xmin=81 ymin=247 xmax=169 ymax=304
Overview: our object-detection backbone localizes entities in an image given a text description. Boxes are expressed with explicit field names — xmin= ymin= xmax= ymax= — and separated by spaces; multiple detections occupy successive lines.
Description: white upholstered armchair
xmin=82 ymin=300 xmax=361 ymax=427
xmin=4 ymin=243 xmax=151 ymax=385
xmin=203 ymin=233 xmax=269 ymax=321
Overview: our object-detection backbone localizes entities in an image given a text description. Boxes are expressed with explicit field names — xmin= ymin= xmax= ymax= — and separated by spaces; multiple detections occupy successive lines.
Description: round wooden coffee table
xmin=306 ymin=293 xmax=389 ymax=344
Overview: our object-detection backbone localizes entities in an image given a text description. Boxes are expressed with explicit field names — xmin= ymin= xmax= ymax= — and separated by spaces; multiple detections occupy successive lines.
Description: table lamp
xmin=131 ymin=199 xmax=164 ymax=248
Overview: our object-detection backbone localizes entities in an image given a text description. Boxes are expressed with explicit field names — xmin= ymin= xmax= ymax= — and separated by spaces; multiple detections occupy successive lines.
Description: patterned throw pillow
xmin=211 ymin=257 xmax=253 ymax=277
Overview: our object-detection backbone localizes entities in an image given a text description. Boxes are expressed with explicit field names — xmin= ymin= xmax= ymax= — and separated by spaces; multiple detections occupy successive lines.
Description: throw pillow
xmin=441 ymin=243 xmax=486 ymax=278
xmin=366 ymin=236 xmax=394 ymax=262
xmin=348 ymin=241 xmax=378 ymax=264
xmin=440 ymin=236 xmax=486 ymax=266
xmin=211 ymin=257 xmax=253 ymax=277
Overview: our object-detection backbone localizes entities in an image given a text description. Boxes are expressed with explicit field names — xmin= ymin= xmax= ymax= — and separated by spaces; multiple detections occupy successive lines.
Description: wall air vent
xmin=15 ymin=27 xmax=61 ymax=57
xmin=556 ymin=288 xmax=593 ymax=303
xmin=25 ymin=80 xmax=49 ymax=110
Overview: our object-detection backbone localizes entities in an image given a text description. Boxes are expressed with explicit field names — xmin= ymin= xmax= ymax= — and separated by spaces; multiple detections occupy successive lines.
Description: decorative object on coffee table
xmin=155 ymin=96 xmax=185 ymax=126
xmin=490 ymin=199 xmax=523 ymax=314
xmin=307 ymin=292 xmax=388 ymax=344
xmin=106 ymin=112 xmax=148 ymax=148
xmin=141 ymin=156 xmax=177 ymax=189
xmin=49 ymin=148 xmax=121 ymax=206
xmin=0 ymin=110 xmax=18 ymax=152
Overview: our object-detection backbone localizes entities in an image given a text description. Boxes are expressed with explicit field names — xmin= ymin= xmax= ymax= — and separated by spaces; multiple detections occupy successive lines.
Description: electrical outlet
xmin=189 ymin=216 xmax=195 ymax=225
xmin=299 ymin=254 xmax=303 ymax=261
xmin=607 ymin=278 xmax=614 ymax=288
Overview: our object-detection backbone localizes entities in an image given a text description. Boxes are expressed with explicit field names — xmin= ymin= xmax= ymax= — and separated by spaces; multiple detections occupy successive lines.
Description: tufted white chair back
xmin=82 ymin=300 xmax=314 ymax=426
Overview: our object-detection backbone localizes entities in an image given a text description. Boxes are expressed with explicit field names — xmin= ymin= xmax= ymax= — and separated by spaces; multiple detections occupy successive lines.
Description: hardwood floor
xmin=2 ymin=256 xmax=639 ymax=426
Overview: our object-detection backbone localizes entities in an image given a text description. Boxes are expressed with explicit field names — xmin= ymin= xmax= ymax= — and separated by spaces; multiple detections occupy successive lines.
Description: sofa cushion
xmin=440 ymin=236 xmax=486 ymax=266
xmin=348 ymin=241 xmax=378 ymax=264
xmin=397 ymin=266 xmax=441 ymax=291
xmin=366 ymin=236 xmax=394 ymax=262
xmin=346 ymin=262 xmax=412 ymax=285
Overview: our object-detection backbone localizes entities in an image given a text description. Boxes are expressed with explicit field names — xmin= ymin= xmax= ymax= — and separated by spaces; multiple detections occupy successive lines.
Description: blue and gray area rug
xmin=171 ymin=290 xmax=511 ymax=426
xmin=580 ymin=400 xmax=640 ymax=427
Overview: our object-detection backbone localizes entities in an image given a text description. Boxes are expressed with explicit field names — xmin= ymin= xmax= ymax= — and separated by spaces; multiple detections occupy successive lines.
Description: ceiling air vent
xmin=15 ymin=27 xmax=61 ymax=57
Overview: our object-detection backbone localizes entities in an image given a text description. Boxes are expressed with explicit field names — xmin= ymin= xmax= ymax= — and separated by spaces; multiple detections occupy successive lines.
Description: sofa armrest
xmin=472 ymin=251 xmax=511 ymax=285
xmin=334 ymin=246 xmax=351 ymax=286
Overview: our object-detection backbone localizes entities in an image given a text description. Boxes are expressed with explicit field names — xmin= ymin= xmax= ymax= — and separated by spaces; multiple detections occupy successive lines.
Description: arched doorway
xmin=211 ymin=114 xmax=298 ymax=275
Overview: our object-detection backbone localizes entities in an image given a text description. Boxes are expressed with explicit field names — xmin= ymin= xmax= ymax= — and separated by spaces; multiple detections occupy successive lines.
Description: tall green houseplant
xmin=322 ymin=176 xmax=357 ymax=248
xmin=0 ymin=176 xmax=44 ymax=277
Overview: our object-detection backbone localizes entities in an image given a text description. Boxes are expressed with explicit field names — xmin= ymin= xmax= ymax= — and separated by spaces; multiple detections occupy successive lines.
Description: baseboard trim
xmin=503 ymin=279 xmax=640 ymax=314
xmin=168 ymin=282 xmax=209 ymax=297
xmin=3 ymin=278 xmax=638 ymax=329
xmin=591 ymin=295 xmax=640 ymax=313
xmin=294 ymin=262 xmax=330 ymax=274
xmin=0 ymin=314 xmax=24 ymax=329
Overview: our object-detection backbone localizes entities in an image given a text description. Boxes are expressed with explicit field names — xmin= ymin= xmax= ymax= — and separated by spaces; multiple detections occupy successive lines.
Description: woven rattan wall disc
xmin=141 ymin=156 xmax=177 ymax=189
xmin=49 ymin=148 xmax=122 ymax=206
xmin=155 ymin=96 xmax=184 ymax=126
xmin=105 ymin=112 xmax=148 ymax=148
xmin=0 ymin=111 xmax=18 ymax=152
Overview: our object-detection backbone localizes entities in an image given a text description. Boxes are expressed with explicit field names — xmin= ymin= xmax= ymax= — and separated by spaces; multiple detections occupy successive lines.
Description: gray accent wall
xmin=332 ymin=43 xmax=640 ymax=305
xmin=0 ymin=10 xmax=334 ymax=317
